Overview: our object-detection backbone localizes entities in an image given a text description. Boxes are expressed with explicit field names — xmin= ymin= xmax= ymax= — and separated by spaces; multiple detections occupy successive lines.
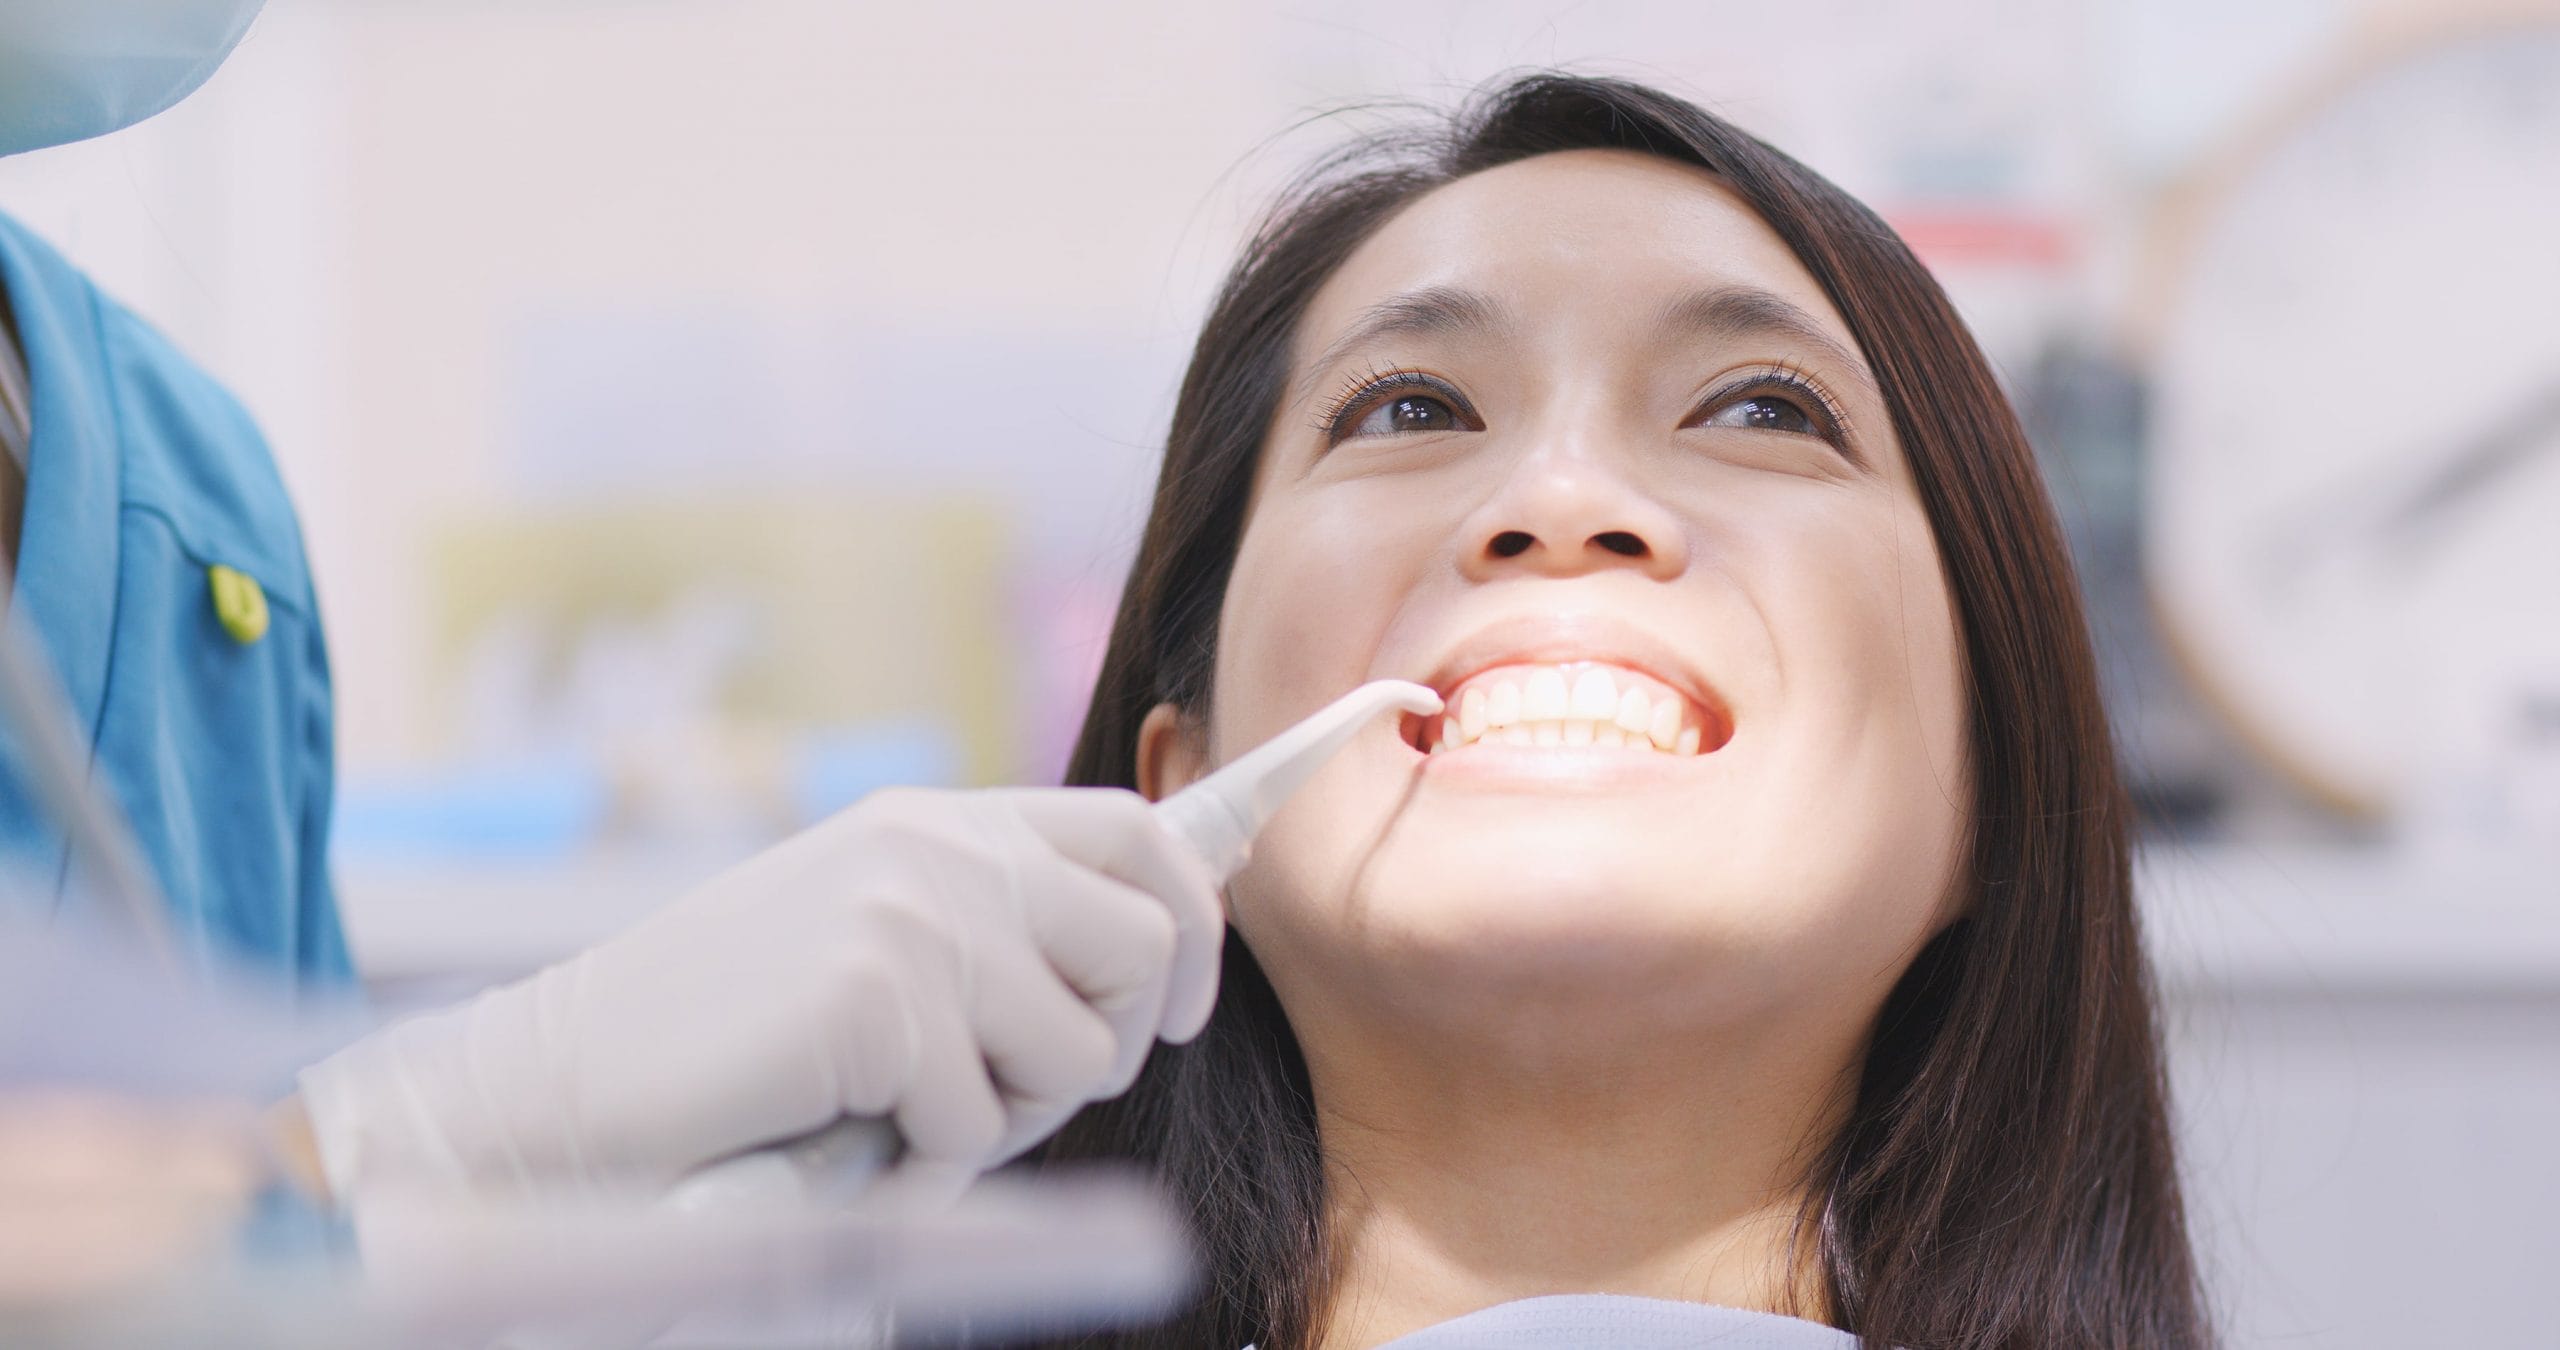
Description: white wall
xmin=2147 ymin=846 xmax=2560 ymax=1347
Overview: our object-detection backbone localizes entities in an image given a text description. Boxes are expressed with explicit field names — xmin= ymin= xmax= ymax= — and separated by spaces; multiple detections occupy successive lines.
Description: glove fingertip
xmin=1159 ymin=972 xmax=1217 ymax=1044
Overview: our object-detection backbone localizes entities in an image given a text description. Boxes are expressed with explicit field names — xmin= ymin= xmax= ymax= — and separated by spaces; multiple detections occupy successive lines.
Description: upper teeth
xmin=1427 ymin=663 xmax=1707 ymax=756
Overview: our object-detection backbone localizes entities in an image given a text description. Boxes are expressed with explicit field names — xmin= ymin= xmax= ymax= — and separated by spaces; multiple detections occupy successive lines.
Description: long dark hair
xmin=1034 ymin=73 xmax=2207 ymax=1350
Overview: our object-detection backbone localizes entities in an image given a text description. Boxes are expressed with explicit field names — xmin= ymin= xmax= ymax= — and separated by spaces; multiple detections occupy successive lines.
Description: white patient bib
xmin=1247 ymin=1293 xmax=1863 ymax=1349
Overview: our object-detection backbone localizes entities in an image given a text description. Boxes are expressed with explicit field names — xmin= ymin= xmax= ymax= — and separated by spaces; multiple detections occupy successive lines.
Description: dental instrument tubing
xmin=669 ymin=679 xmax=1442 ymax=1210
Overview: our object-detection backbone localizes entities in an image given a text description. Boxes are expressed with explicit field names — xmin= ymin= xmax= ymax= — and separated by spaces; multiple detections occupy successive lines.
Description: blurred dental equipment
xmin=4 ymin=1164 xmax=1188 ymax=1350
xmin=0 ymin=0 xmax=267 ymax=158
xmin=0 ymin=909 xmax=366 ymax=1326
xmin=668 ymin=678 xmax=1446 ymax=1211
xmin=0 ymin=907 xmax=363 ymax=1102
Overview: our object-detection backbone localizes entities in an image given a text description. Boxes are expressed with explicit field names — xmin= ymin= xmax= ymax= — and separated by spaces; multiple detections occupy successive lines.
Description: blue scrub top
xmin=0 ymin=209 xmax=353 ymax=990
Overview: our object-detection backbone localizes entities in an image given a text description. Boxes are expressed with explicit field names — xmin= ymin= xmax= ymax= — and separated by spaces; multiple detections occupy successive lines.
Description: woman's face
xmin=1142 ymin=149 xmax=1971 ymax=1044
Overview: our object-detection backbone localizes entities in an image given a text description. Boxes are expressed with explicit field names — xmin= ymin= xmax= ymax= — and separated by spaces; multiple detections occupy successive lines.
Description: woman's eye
xmin=1701 ymin=394 xmax=1818 ymax=436
xmin=1347 ymin=392 xmax=1463 ymax=438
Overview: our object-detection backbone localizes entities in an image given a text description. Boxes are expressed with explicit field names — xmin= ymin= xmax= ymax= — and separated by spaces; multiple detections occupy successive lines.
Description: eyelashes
xmin=1311 ymin=365 xmax=1481 ymax=443
xmin=1309 ymin=362 xmax=1856 ymax=450
xmin=1686 ymin=362 xmax=1855 ymax=444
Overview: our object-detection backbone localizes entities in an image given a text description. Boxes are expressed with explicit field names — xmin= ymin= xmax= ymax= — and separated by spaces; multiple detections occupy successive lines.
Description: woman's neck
xmin=1301 ymin=1005 xmax=1861 ymax=1350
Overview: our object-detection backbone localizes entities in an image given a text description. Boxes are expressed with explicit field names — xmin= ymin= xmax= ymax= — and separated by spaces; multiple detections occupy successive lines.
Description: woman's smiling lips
xmin=1386 ymin=615 xmax=1737 ymax=783
xmin=1428 ymin=661 xmax=1710 ymax=753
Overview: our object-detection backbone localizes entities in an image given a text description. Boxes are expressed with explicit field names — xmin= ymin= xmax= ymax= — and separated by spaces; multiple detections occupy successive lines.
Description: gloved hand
xmin=296 ymin=786 xmax=1224 ymax=1208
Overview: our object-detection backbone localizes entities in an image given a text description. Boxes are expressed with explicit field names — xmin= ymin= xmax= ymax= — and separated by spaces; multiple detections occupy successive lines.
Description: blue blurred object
xmin=790 ymin=720 xmax=962 ymax=825
xmin=332 ymin=756 xmax=606 ymax=860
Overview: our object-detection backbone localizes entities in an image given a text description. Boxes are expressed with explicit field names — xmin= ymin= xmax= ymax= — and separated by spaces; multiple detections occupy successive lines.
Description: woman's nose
xmin=1457 ymin=447 xmax=1689 ymax=582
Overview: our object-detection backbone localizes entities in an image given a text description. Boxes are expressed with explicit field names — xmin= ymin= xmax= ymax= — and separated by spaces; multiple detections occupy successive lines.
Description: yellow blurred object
xmin=428 ymin=493 xmax=1018 ymax=787
xmin=205 ymin=564 xmax=269 ymax=646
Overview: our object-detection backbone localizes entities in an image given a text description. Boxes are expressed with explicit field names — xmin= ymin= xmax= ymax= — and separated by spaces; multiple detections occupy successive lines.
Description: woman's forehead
xmin=1291 ymin=149 xmax=1861 ymax=375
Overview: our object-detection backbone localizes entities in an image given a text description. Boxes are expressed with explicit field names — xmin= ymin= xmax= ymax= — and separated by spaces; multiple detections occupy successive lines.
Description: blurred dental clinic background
xmin=0 ymin=0 xmax=2552 ymax=1344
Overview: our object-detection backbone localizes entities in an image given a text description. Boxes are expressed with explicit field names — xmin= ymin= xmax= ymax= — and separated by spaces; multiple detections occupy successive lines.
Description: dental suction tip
xmin=1155 ymin=679 xmax=1442 ymax=882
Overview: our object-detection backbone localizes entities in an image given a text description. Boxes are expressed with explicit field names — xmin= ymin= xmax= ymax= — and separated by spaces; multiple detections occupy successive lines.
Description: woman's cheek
xmin=1815 ymin=496 xmax=1969 ymax=931
xmin=1890 ymin=501 xmax=1970 ymax=813
xmin=1222 ymin=493 xmax=1422 ymax=724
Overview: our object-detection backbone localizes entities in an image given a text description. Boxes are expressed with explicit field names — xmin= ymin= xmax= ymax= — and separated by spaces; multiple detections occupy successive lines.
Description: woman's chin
xmin=1282 ymin=898 xmax=1804 ymax=1065
xmin=1233 ymin=791 xmax=1893 ymax=1029
xmin=1341 ymin=853 xmax=1800 ymax=993
xmin=1367 ymin=804 xmax=1741 ymax=908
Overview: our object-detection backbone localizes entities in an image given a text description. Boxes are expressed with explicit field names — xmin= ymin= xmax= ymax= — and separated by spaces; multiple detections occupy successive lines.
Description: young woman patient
xmin=1019 ymin=73 xmax=2209 ymax=1350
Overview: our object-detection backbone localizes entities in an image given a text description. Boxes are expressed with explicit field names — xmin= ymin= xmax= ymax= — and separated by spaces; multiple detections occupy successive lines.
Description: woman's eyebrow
xmin=1653 ymin=285 xmax=1881 ymax=399
xmin=1289 ymin=282 xmax=1881 ymax=405
xmin=1292 ymin=285 xmax=1511 ymax=405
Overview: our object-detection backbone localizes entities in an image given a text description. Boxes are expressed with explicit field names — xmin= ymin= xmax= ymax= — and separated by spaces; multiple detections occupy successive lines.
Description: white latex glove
xmin=298 ymin=786 xmax=1224 ymax=1209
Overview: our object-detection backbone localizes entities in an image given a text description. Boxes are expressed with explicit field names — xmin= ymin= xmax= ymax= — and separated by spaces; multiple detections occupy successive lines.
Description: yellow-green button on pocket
xmin=207 ymin=564 xmax=269 ymax=645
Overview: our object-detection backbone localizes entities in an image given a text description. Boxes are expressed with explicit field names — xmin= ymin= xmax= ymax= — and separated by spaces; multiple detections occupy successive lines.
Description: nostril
xmin=1488 ymin=530 xmax=1535 ymax=559
xmin=1592 ymin=531 xmax=1647 ymax=558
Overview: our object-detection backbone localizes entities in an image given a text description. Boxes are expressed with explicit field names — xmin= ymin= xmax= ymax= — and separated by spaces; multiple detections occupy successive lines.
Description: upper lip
xmin=1405 ymin=613 xmax=1732 ymax=736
